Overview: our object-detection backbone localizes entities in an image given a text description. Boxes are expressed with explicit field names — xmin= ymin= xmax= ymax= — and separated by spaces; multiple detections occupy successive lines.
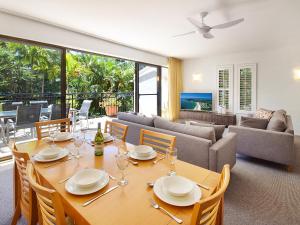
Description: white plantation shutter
xmin=217 ymin=65 xmax=233 ymax=111
xmin=237 ymin=64 xmax=257 ymax=112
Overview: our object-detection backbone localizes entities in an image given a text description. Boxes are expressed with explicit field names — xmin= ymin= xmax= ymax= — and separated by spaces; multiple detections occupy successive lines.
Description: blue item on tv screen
xmin=180 ymin=93 xmax=213 ymax=111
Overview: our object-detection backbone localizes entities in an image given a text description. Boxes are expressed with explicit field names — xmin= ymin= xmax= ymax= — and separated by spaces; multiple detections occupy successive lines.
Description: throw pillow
xmin=266 ymin=110 xmax=287 ymax=132
xmin=255 ymin=108 xmax=274 ymax=120
xmin=240 ymin=116 xmax=269 ymax=130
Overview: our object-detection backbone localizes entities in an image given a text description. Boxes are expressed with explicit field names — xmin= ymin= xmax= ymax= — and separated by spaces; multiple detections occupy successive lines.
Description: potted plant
xmin=99 ymin=98 xmax=120 ymax=116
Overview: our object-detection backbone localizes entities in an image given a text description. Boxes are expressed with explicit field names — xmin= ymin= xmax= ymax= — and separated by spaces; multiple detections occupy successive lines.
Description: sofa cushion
xmin=240 ymin=116 xmax=269 ymax=130
xmin=255 ymin=108 xmax=274 ymax=120
xmin=153 ymin=116 xmax=216 ymax=143
xmin=188 ymin=121 xmax=225 ymax=141
xmin=266 ymin=110 xmax=287 ymax=132
xmin=117 ymin=112 xmax=154 ymax=127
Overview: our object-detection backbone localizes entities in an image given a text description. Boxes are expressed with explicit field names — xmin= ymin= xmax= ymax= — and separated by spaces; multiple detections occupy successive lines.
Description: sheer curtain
xmin=168 ymin=57 xmax=183 ymax=121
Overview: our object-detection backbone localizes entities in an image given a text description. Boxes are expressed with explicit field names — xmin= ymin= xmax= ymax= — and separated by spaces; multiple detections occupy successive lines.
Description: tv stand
xmin=179 ymin=110 xmax=236 ymax=127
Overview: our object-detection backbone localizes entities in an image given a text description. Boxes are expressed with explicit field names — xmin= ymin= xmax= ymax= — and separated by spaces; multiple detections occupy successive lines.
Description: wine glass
xmin=49 ymin=130 xmax=57 ymax=148
xmin=73 ymin=131 xmax=83 ymax=159
xmin=79 ymin=118 xmax=89 ymax=143
xmin=167 ymin=147 xmax=177 ymax=176
xmin=115 ymin=152 xmax=129 ymax=186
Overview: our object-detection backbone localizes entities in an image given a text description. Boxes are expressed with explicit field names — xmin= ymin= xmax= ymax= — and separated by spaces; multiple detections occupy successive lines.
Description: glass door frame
xmin=135 ymin=62 xmax=162 ymax=116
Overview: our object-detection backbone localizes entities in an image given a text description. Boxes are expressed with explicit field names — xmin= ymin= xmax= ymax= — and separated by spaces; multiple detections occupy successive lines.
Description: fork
xmin=153 ymin=156 xmax=165 ymax=164
xmin=149 ymin=199 xmax=183 ymax=224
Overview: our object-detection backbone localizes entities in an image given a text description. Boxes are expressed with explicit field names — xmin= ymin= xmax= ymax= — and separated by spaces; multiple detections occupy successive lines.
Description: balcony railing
xmin=0 ymin=92 xmax=134 ymax=117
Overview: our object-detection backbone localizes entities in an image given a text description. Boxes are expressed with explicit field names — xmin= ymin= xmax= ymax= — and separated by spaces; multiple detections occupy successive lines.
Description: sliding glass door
xmin=136 ymin=63 xmax=161 ymax=116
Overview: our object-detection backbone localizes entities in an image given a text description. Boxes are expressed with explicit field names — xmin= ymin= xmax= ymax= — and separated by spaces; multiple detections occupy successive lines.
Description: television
xmin=180 ymin=93 xmax=213 ymax=111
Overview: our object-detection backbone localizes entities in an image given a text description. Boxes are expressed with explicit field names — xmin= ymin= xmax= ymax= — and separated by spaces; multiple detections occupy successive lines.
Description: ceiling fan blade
xmin=187 ymin=17 xmax=203 ymax=28
xmin=173 ymin=31 xmax=196 ymax=38
xmin=211 ymin=18 xmax=244 ymax=29
xmin=203 ymin=33 xmax=214 ymax=39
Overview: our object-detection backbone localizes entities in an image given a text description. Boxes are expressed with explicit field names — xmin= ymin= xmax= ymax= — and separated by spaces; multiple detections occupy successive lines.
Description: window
xmin=216 ymin=65 xmax=233 ymax=112
xmin=0 ymin=39 xmax=62 ymax=107
xmin=237 ymin=63 xmax=257 ymax=112
xmin=136 ymin=63 xmax=161 ymax=116
xmin=66 ymin=50 xmax=134 ymax=116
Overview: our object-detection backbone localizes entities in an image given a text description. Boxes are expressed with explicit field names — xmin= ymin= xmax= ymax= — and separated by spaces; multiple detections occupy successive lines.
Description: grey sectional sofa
xmin=228 ymin=110 xmax=295 ymax=169
xmin=113 ymin=113 xmax=237 ymax=172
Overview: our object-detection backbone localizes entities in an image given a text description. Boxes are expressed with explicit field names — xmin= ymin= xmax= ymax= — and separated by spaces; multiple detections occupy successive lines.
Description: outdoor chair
xmin=2 ymin=101 xmax=23 ymax=111
xmin=2 ymin=102 xmax=23 ymax=123
xmin=29 ymin=100 xmax=48 ymax=108
xmin=50 ymin=103 xmax=70 ymax=120
xmin=6 ymin=105 xmax=42 ymax=141
xmin=74 ymin=100 xmax=92 ymax=128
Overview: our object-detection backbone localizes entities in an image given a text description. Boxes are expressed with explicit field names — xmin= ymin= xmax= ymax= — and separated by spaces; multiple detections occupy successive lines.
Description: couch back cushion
xmin=266 ymin=110 xmax=287 ymax=132
xmin=154 ymin=117 xmax=216 ymax=143
xmin=117 ymin=112 xmax=154 ymax=127
xmin=188 ymin=121 xmax=225 ymax=141
xmin=240 ymin=116 xmax=269 ymax=130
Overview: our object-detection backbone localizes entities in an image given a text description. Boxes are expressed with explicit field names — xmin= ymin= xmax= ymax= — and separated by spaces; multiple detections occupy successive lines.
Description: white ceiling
xmin=0 ymin=0 xmax=299 ymax=59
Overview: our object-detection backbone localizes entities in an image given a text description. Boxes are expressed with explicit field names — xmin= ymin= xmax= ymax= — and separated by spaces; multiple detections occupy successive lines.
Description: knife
xmin=82 ymin=185 xmax=119 ymax=207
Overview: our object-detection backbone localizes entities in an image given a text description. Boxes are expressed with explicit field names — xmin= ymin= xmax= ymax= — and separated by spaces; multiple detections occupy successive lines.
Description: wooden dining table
xmin=15 ymin=132 xmax=220 ymax=225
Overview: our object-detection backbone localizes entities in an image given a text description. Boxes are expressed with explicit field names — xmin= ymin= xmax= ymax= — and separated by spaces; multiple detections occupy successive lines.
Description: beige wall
xmin=183 ymin=45 xmax=300 ymax=134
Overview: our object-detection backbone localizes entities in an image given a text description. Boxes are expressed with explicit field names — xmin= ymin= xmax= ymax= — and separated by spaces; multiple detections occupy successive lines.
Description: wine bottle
xmin=94 ymin=122 xmax=104 ymax=156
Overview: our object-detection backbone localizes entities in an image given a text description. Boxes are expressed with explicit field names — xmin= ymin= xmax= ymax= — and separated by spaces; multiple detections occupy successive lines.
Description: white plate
xmin=128 ymin=150 xmax=157 ymax=160
xmin=153 ymin=176 xmax=201 ymax=207
xmin=46 ymin=132 xmax=73 ymax=142
xmin=65 ymin=170 xmax=109 ymax=195
xmin=163 ymin=176 xmax=194 ymax=197
xmin=134 ymin=145 xmax=154 ymax=157
xmin=34 ymin=148 xmax=69 ymax=162
xmin=73 ymin=168 xmax=105 ymax=189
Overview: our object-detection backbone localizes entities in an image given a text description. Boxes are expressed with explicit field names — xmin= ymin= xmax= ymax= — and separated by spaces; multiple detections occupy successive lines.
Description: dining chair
xmin=104 ymin=121 xmax=128 ymax=141
xmin=190 ymin=164 xmax=230 ymax=225
xmin=11 ymin=148 xmax=38 ymax=225
xmin=139 ymin=129 xmax=176 ymax=153
xmin=26 ymin=162 xmax=73 ymax=225
xmin=35 ymin=118 xmax=71 ymax=140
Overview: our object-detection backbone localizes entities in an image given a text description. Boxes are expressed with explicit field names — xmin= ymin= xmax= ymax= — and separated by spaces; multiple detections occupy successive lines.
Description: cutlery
xmin=82 ymin=185 xmax=119 ymax=207
xmin=43 ymin=156 xmax=74 ymax=168
xmin=153 ymin=156 xmax=165 ymax=164
xmin=147 ymin=181 xmax=154 ymax=188
xmin=108 ymin=173 xmax=117 ymax=180
xmin=149 ymin=199 xmax=183 ymax=224
xmin=128 ymin=159 xmax=139 ymax=166
xmin=196 ymin=183 xmax=210 ymax=191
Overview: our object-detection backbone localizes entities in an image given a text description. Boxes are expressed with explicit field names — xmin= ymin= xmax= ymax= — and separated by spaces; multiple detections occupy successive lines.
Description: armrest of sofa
xmin=209 ymin=132 xmax=237 ymax=172
xmin=228 ymin=125 xmax=295 ymax=166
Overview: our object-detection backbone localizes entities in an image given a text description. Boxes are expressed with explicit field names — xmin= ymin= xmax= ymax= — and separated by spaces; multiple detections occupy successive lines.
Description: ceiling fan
xmin=174 ymin=12 xmax=244 ymax=39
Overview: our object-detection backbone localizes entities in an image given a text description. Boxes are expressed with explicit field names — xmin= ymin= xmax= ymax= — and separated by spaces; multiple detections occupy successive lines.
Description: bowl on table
xmin=38 ymin=147 xmax=61 ymax=159
xmin=55 ymin=132 xmax=72 ymax=141
xmin=163 ymin=176 xmax=194 ymax=197
xmin=73 ymin=168 xmax=105 ymax=189
xmin=134 ymin=145 xmax=154 ymax=157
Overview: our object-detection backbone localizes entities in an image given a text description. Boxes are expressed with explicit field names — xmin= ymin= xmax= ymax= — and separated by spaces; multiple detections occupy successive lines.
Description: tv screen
xmin=180 ymin=93 xmax=213 ymax=111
